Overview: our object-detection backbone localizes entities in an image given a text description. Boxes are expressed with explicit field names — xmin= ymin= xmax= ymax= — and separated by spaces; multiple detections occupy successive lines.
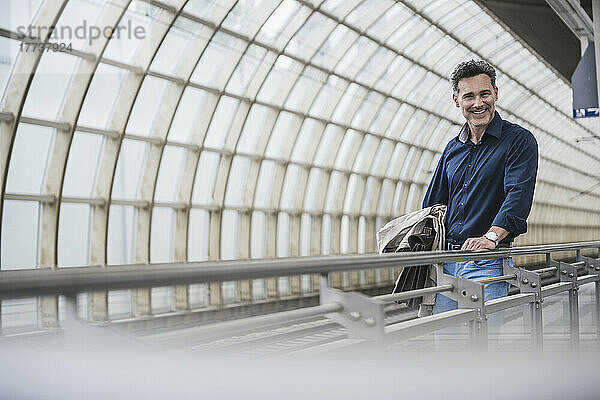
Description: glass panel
xmin=374 ymin=56 xmax=412 ymax=93
xmin=300 ymin=213 xmax=311 ymax=256
xmin=189 ymin=283 xmax=209 ymax=308
xmin=253 ymin=279 xmax=266 ymax=300
xmin=226 ymin=45 xmax=268 ymax=97
xmin=0 ymin=36 xmax=21 ymax=108
xmin=331 ymin=83 xmax=368 ymax=125
xmin=236 ymin=104 xmax=277 ymax=155
xmin=63 ymin=131 xmax=104 ymax=197
xmin=48 ymin=0 xmax=105 ymax=52
xmin=256 ymin=55 xmax=303 ymax=106
xmin=284 ymin=66 xmax=328 ymax=114
xmin=125 ymin=76 xmax=170 ymax=137
xmin=154 ymin=146 xmax=187 ymax=202
xmin=222 ymin=0 xmax=280 ymax=38
xmin=221 ymin=210 xmax=239 ymax=260
xmin=251 ymin=211 xmax=266 ymax=258
xmin=188 ymin=208 xmax=209 ymax=261
xmin=370 ymin=139 xmax=394 ymax=176
xmin=276 ymin=212 xmax=290 ymax=256
xmin=1 ymin=200 xmax=38 ymax=270
xmin=312 ymin=24 xmax=356 ymax=71
xmin=353 ymin=134 xmax=380 ymax=173
xmin=280 ymin=164 xmax=303 ymax=210
xmin=324 ymin=171 xmax=345 ymax=212
xmin=191 ymin=151 xmax=220 ymax=205
xmin=285 ymin=12 xmax=336 ymax=61
xmin=321 ymin=214 xmax=331 ymax=255
xmin=290 ymin=118 xmax=325 ymax=164
xmin=107 ymin=205 xmax=136 ymax=265
xmin=254 ymin=160 xmax=278 ymax=208
xmin=224 ymin=156 xmax=252 ymax=207
xmin=321 ymin=0 xmax=361 ymax=18
xmin=367 ymin=2 xmax=413 ymax=41
xmin=167 ymin=86 xmax=214 ymax=144
xmin=335 ymin=36 xmax=378 ymax=78
xmin=343 ymin=174 xmax=364 ymax=213
xmin=78 ymin=63 xmax=129 ymax=130
xmin=313 ymin=124 xmax=344 ymax=168
xmin=264 ymin=111 xmax=303 ymax=160
xmin=111 ymin=138 xmax=148 ymax=200
xmin=1 ymin=298 xmax=37 ymax=331
xmin=222 ymin=281 xmax=239 ymax=304
xmin=6 ymin=123 xmax=54 ymax=195
xmin=21 ymin=51 xmax=79 ymax=121
xmin=334 ymin=129 xmax=362 ymax=171
xmin=346 ymin=0 xmax=393 ymax=31
xmin=355 ymin=47 xmax=396 ymax=87
xmin=151 ymin=286 xmax=175 ymax=313
xmin=369 ymin=98 xmax=400 ymax=136
xmin=1 ymin=0 xmax=43 ymax=32
xmin=190 ymin=31 xmax=247 ymax=91
xmin=58 ymin=203 xmax=90 ymax=267
xmin=304 ymin=167 xmax=325 ymax=211
xmin=183 ymin=0 xmax=236 ymax=25
xmin=103 ymin=0 xmax=159 ymax=64
xmin=203 ymin=95 xmax=240 ymax=149
xmin=108 ymin=290 xmax=133 ymax=319
xmin=150 ymin=17 xmax=202 ymax=77
xmin=256 ymin=0 xmax=310 ymax=50
xmin=309 ymin=75 xmax=348 ymax=120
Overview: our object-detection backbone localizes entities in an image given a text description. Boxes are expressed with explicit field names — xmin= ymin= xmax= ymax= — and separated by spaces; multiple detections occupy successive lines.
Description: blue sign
xmin=572 ymin=43 xmax=598 ymax=118
xmin=573 ymin=108 xmax=600 ymax=118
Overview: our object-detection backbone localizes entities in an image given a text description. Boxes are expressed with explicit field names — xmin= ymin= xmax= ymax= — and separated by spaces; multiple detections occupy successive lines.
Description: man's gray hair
xmin=450 ymin=59 xmax=497 ymax=95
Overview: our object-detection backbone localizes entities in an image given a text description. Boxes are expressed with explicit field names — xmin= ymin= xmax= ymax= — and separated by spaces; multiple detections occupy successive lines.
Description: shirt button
xmin=459 ymin=222 xmax=462 ymax=225
xmin=460 ymin=202 xmax=463 ymax=206
xmin=464 ymin=184 xmax=467 ymax=187
xmin=468 ymin=164 xmax=471 ymax=167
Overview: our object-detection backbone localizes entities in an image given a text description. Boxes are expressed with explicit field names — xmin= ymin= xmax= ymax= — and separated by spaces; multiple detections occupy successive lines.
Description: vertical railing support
xmin=559 ymin=261 xmax=580 ymax=350
xmin=435 ymin=265 xmax=487 ymax=351
xmin=505 ymin=257 xmax=543 ymax=351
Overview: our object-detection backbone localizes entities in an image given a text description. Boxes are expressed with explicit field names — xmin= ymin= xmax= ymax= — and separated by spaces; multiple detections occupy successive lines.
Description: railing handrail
xmin=0 ymin=241 xmax=598 ymax=299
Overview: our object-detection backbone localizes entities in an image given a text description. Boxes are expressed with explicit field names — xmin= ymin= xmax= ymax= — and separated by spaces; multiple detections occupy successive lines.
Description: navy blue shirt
xmin=422 ymin=112 xmax=538 ymax=245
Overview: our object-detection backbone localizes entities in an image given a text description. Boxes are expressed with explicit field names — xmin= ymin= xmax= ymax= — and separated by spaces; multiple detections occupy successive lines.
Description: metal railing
xmin=1 ymin=241 xmax=599 ymax=351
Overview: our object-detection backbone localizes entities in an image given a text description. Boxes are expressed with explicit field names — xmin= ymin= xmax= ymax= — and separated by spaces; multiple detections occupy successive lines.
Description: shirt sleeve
xmin=422 ymin=145 xmax=449 ymax=208
xmin=492 ymin=131 xmax=538 ymax=235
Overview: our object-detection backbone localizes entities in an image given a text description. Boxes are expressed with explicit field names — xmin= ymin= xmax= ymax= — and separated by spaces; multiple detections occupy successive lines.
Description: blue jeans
xmin=433 ymin=258 xmax=512 ymax=314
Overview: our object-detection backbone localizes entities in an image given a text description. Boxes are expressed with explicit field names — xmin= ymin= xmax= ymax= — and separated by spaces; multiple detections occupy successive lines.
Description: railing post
xmin=576 ymin=252 xmax=600 ymax=342
xmin=559 ymin=261 xmax=580 ymax=350
xmin=435 ymin=265 xmax=487 ymax=351
xmin=505 ymin=257 xmax=543 ymax=351
xmin=320 ymin=273 xmax=385 ymax=343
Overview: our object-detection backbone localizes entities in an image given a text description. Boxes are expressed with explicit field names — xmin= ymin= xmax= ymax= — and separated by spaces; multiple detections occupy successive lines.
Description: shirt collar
xmin=457 ymin=111 xmax=503 ymax=144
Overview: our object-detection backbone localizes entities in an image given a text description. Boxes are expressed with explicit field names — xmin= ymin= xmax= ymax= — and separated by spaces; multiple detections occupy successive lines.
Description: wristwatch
xmin=484 ymin=231 xmax=499 ymax=248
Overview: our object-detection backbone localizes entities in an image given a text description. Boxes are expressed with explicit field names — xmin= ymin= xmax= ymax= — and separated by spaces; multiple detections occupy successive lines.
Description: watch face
xmin=485 ymin=232 xmax=498 ymax=242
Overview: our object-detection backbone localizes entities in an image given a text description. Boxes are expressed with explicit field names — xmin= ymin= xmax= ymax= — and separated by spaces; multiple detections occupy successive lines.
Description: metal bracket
xmin=558 ymin=261 xmax=579 ymax=283
xmin=503 ymin=258 xmax=542 ymax=306
xmin=577 ymin=255 xmax=600 ymax=275
xmin=434 ymin=265 xmax=485 ymax=315
xmin=320 ymin=276 xmax=385 ymax=341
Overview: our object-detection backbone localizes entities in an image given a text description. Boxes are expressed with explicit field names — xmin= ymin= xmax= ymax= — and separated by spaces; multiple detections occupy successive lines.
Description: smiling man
xmin=422 ymin=59 xmax=538 ymax=313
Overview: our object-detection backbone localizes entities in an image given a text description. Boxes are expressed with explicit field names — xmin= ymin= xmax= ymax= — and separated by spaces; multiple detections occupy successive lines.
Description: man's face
xmin=453 ymin=73 xmax=498 ymax=129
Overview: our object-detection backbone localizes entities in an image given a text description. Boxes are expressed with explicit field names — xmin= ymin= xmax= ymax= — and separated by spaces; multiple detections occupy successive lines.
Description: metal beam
xmin=546 ymin=0 xmax=594 ymax=40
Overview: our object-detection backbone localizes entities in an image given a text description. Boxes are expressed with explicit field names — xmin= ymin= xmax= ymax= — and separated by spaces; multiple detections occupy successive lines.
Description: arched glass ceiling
xmin=1 ymin=0 xmax=599 ymax=275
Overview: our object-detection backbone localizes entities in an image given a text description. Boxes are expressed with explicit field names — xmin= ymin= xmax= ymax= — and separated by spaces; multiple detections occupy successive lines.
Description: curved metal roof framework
xmin=0 ymin=0 xmax=599 ymax=323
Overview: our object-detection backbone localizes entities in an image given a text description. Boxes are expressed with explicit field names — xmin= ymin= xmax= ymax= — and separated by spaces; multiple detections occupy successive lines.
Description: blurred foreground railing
xmin=1 ymin=241 xmax=599 ymax=351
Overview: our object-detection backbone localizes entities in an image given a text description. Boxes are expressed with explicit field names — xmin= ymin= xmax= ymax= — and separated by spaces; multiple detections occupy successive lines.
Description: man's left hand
xmin=461 ymin=236 xmax=495 ymax=251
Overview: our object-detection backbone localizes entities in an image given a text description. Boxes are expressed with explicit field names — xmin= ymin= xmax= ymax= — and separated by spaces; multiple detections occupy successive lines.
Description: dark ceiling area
xmin=478 ymin=0 xmax=592 ymax=81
